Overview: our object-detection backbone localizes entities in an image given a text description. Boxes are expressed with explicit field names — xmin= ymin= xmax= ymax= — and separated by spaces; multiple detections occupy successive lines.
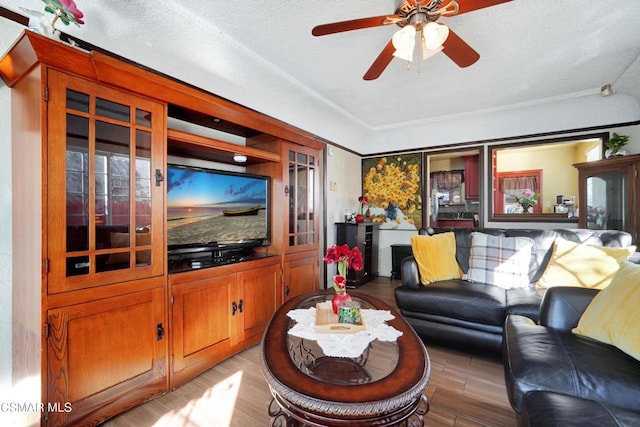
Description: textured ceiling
xmin=2 ymin=0 xmax=640 ymax=152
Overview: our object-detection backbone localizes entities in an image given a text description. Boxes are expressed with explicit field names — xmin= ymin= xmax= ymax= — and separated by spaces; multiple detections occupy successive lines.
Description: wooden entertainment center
xmin=1 ymin=31 xmax=323 ymax=426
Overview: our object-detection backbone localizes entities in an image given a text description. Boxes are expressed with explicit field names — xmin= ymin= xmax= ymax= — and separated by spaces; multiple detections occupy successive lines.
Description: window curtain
xmin=430 ymin=170 xmax=464 ymax=190
xmin=499 ymin=176 xmax=538 ymax=194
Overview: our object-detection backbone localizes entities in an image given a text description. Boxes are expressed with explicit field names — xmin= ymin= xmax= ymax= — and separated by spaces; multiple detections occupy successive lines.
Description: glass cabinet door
xmin=47 ymin=70 xmax=165 ymax=293
xmin=585 ymin=172 xmax=626 ymax=231
xmin=575 ymin=154 xmax=640 ymax=245
xmin=286 ymin=145 xmax=319 ymax=252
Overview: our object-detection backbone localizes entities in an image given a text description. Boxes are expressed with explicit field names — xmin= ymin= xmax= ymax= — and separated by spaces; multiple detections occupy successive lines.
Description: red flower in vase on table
xmin=332 ymin=274 xmax=347 ymax=292
xmin=324 ymin=244 xmax=364 ymax=313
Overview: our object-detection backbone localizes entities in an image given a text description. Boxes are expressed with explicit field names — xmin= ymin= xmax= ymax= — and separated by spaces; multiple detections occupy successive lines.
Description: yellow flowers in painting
xmin=362 ymin=155 xmax=422 ymax=229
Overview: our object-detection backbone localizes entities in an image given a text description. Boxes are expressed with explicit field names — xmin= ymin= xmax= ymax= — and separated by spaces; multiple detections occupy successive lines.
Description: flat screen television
xmin=166 ymin=164 xmax=270 ymax=254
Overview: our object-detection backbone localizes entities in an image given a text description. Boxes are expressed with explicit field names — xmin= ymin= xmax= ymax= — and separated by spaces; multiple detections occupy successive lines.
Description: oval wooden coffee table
xmin=261 ymin=292 xmax=430 ymax=426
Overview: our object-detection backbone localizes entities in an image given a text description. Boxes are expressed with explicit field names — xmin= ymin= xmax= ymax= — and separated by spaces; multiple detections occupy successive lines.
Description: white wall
xmin=0 ymin=18 xmax=21 ymax=395
xmin=0 ymin=72 xmax=12 ymax=394
xmin=324 ymin=146 xmax=362 ymax=287
xmin=0 ymin=20 xmax=21 ymax=424
xmin=358 ymin=93 xmax=640 ymax=154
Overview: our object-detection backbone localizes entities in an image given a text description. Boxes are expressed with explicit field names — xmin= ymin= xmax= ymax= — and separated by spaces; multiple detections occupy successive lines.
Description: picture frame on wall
xmin=361 ymin=153 xmax=423 ymax=230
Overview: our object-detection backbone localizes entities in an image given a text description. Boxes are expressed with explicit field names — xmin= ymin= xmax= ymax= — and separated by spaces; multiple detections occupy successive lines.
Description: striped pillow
xmin=465 ymin=232 xmax=533 ymax=289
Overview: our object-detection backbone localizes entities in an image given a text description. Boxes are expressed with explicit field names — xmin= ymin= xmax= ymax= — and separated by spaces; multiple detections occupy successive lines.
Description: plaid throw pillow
xmin=465 ymin=232 xmax=533 ymax=289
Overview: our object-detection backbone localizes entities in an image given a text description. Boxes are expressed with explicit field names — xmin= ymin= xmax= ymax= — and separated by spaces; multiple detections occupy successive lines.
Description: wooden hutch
xmin=574 ymin=154 xmax=640 ymax=245
xmin=1 ymin=31 xmax=323 ymax=426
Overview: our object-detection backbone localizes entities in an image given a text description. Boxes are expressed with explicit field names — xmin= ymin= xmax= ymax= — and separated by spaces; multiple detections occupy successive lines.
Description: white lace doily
xmin=287 ymin=308 xmax=403 ymax=358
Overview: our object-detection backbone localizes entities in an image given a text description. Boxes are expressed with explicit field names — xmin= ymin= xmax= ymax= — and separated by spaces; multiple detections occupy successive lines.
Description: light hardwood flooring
xmin=104 ymin=277 xmax=517 ymax=426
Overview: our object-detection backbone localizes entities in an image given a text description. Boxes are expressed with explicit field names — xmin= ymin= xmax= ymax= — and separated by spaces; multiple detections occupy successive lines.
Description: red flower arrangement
xmin=323 ymin=244 xmax=363 ymax=292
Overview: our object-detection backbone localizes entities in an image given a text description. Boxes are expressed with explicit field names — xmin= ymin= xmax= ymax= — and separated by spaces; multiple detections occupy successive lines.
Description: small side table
xmin=390 ymin=244 xmax=413 ymax=280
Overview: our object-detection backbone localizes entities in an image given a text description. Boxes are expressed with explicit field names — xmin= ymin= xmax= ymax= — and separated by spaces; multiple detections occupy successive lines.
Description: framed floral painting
xmin=361 ymin=154 xmax=423 ymax=230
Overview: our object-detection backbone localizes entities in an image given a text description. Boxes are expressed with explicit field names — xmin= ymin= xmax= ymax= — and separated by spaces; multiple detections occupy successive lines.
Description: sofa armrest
xmin=539 ymin=287 xmax=599 ymax=331
xmin=400 ymin=256 xmax=421 ymax=288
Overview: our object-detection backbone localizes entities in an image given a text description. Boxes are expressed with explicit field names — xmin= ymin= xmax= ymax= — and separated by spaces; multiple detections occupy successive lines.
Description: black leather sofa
xmin=394 ymin=228 xmax=633 ymax=353
xmin=504 ymin=287 xmax=640 ymax=426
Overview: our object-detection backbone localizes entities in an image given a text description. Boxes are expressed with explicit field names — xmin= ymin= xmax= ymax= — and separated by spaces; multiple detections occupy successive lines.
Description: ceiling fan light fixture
xmin=392 ymin=25 xmax=417 ymax=61
xmin=423 ymin=22 xmax=449 ymax=50
xmin=392 ymin=46 xmax=414 ymax=62
xmin=421 ymin=41 xmax=443 ymax=60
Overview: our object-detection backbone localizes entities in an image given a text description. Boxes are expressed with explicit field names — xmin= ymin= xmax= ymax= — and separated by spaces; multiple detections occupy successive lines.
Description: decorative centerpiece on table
xmin=513 ymin=189 xmax=539 ymax=213
xmin=324 ymin=244 xmax=363 ymax=313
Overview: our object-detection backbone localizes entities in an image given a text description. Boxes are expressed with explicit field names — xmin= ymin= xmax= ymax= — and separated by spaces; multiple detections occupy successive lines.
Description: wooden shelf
xmin=167 ymin=128 xmax=281 ymax=165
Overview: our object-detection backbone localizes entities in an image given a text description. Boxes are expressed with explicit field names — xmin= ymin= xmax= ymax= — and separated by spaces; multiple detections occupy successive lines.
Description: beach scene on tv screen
xmin=167 ymin=167 xmax=268 ymax=246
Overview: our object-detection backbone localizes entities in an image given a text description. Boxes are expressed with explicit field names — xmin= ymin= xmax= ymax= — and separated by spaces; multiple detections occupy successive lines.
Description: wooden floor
xmin=104 ymin=277 xmax=517 ymax=426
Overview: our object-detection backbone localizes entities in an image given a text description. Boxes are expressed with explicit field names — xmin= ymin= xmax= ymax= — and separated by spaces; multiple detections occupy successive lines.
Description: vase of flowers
xmin=355 ymin=195 xmax=368 ymax=223
xmin=513 ymin=189 xmax=539 ymax=213
xmin=324 ymin=244 xmax=364 ymax=313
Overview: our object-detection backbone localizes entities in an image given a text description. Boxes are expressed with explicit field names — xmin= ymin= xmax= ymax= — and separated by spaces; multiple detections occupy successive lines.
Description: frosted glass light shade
xmin=392 ymin=25 xmax=417 ymax=61
xmin=421 ymin=37 xmax=444 ymax=60
xmin=423 ymin=22 xmax=449 ymax=50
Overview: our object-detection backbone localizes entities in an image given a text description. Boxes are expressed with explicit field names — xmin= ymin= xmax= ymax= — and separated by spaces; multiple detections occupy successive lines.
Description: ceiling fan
xmin=312 ymin=0 xmax=512 ymax=80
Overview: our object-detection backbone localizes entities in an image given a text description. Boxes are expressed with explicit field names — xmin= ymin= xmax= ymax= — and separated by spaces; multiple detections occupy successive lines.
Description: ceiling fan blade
xmin=363 ymin=40 xmax=395 ymax=81
xmin=451 ymin=0 xmax=513 ymax=15
xmin=312 ymin=15 xmax=399 ymax=36
xmin=442 ymin=29 xmax=479 ymax=68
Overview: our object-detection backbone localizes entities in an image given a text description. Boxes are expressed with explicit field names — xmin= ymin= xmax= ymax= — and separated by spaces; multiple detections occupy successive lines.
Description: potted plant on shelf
xmin=605 ymin=133 xmax=630 ymax=158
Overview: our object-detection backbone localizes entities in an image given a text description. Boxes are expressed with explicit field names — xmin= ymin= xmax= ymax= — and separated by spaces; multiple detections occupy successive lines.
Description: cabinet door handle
xmin=156 ymin=323 xmax=164 ymax=341
xmin=285 ymin=285 xmax=290 ymax=297
xmin=232 ymin=301 xmax=237 ymax=315
xmin=155 ymin=169 xmax=164 ymax=186
xmin=238 ymin=299 xmax=244 ymax=313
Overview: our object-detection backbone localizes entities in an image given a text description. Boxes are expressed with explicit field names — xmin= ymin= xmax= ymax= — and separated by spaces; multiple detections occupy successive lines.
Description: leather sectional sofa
xmin=394 ymin=227 xmax=640 ymax=425
xmin=504 ymin=286 xmax=640 ymax=426
xmin=394 ymin=227 xmax=634 ymax=353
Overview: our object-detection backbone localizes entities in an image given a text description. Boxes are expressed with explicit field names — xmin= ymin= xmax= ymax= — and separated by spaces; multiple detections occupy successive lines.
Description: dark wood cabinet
xmin=574 ymin=154 xmax=640 ymax=244
xmin=464 ymin=155 xmax=480 ymax=200
xmin=391 ymin=244 xmax=413 ymax=280
xmin=435 ymin=219 xmax=475 ymax=228
xmin=335 ymin=223 xmax=379 ymax=287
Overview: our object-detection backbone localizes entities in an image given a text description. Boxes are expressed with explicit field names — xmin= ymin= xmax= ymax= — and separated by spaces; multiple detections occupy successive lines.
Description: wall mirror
xmin=488 ymin=134 xmax=605 ymax=222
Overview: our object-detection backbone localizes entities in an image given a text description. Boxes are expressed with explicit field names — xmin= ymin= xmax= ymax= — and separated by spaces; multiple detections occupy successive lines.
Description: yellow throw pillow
xmin=536 ymin=237 xmax=635 ymax=289
xmin=411 ymin=232 xmax=462 ymax=285
xmin=573 ymin=261 xmax=640 ymax=361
